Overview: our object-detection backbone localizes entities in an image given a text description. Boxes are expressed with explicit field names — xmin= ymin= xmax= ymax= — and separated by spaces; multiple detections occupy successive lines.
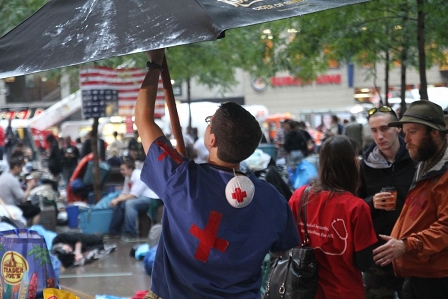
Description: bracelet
xmin=146 ymin=61 xmax=163 ymax=72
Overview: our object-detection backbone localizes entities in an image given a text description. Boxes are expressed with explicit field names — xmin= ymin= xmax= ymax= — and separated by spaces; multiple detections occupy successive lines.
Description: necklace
xmin=207 ymin=163 xmax=247 ymax=176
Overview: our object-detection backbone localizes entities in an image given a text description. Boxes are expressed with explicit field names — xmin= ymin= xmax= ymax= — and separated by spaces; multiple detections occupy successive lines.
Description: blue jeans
xmin=108 ymin=196 xmax=152 ymax=236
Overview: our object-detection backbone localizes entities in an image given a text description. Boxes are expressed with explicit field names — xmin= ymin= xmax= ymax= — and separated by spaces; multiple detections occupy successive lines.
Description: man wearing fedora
xmin=373 ymin=100 xmax=448 ymax=298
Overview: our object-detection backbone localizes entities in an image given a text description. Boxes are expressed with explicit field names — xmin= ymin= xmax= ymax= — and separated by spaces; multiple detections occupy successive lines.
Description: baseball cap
xmin=388 ymin=100 xmax=447 ymax=132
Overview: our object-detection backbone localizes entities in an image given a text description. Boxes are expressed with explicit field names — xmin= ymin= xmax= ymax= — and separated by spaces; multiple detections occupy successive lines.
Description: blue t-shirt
xmin=141 ymin=136 xmax=300 ymax=299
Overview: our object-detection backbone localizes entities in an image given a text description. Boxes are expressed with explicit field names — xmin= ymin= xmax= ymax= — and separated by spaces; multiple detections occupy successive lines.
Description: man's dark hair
xmin=314 ymin=135 xmax=360 ymax=195
xmin=211 ymin=102 xmax=262 ymax=163
xmin=113 ymin=131 xmax=118 ymax=138
xmin=297 ymin=121 xmax=307 ymax=130
xmin=52 ymin=244 xmax=75 ymax=268
xmin=290 ymin=121 xmax=300 ymax=130
xmin=283 ymin=119 xmax=293 ymax=126
xmin=121 ymin=160 xmax=135 ymax=170
xmin=9 ymin=156 xmax=24 ymax=169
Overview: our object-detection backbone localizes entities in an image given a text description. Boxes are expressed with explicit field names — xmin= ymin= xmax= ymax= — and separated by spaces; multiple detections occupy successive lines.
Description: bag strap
xmin=298 ymin=186 xmax=311 ymax=247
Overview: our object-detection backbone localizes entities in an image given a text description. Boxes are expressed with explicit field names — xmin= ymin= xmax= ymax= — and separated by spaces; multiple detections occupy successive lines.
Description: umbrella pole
xmin=161 ymin=56 xmax=187 ymax=156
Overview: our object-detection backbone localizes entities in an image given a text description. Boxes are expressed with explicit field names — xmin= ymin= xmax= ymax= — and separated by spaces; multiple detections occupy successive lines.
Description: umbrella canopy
xmin=0 ymin=0 xmax=370 ymax=79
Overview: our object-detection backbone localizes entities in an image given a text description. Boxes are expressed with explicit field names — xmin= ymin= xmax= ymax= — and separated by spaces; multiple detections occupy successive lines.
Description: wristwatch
xmin=146 ymin=61 xmax=163 ymax=71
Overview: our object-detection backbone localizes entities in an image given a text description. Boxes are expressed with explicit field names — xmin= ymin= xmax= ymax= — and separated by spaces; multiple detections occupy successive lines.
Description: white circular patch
xmin=225 ymin=176 xmax=255 ymax=208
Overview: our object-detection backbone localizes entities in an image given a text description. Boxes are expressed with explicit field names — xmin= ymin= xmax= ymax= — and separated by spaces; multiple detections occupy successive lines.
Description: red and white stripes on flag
xmin=80 ymin=66 xmax=165 ymax=118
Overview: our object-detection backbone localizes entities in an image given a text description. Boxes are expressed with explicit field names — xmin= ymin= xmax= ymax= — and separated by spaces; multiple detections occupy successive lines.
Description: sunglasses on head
xmin=367 ymin=106 xmax=398 ymax=119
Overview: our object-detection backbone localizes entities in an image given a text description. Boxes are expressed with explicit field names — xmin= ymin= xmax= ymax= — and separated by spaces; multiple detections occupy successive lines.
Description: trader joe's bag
xmin=0 ymin=229 xmax=58 ymax=299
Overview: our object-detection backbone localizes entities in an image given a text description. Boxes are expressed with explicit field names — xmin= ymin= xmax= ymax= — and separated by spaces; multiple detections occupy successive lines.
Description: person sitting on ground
xmin=51 ymin=232 xmax=116 ymax=268
xmin=106 ymin=160 xmax=159 ymax=240
xmin=0 ymin=156 xmax=40 ymax=226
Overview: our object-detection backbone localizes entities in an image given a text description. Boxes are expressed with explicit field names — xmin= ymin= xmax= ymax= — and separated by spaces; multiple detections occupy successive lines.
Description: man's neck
xmin=9 ymin=169 xmax=19 ymax=176
xmin=208 ymin=159 xmax=240 ymax=171
xmin=380 ymin=138 xmax=401 ymax=163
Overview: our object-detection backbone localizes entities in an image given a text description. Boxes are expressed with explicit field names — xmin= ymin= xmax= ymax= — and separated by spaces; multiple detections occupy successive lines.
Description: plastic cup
xmin=381 ymin=187 xmax=397 ymax=211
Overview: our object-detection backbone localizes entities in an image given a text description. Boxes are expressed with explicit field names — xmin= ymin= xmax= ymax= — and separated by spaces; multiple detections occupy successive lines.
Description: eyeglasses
xmin=205 ymin=116 xmax=212 ymax=128
xmin=367 ymin=106 xmax=398 ymax=119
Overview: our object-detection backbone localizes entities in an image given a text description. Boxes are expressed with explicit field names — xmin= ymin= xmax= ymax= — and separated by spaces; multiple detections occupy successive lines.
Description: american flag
xmin=79 ymin=66 xmax=165 ymax=118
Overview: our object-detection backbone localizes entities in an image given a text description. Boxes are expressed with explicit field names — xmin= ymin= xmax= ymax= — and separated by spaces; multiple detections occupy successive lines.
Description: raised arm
xmin=134 ymin=49 xmax=166 ymax=154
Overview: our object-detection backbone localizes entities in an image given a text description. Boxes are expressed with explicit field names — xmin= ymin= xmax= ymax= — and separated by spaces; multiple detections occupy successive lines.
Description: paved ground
xmin=56 ymin=226 xmax=151 ymax=299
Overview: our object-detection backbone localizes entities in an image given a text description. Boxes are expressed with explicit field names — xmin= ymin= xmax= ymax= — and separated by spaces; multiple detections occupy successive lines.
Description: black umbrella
xmin=0 ymin=0 xmax=370 ymax=156
xmin=0 ymin=0 xmax=370 ymax=79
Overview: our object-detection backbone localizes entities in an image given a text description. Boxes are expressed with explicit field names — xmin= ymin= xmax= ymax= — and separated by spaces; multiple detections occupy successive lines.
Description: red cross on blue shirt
xmin=189 ymin=211 xmax=229 ymax=263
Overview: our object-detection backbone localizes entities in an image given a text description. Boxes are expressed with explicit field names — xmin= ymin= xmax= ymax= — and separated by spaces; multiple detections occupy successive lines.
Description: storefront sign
xmin=0 ymin=107 xmax=44 ymax=120
xmin=271 ymin=74 xmax=341 ymax=87
xmin=251 ymin=78 xmax=268 ymax=91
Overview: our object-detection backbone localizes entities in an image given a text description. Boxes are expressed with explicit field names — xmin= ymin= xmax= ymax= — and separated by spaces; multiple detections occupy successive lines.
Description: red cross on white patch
xmin=232 ymin=187 xmax=247 ymax=203
xmin=225 ymin=176 xmax=254 ymax=208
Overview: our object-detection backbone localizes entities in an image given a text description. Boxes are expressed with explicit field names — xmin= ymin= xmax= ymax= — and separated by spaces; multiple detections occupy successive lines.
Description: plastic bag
xmin=44 ymin=288 xmax=79 ymax=299
xmin=289 ymin=159 xmax=318 ymax=190
xmin=0 ymin=229 xmax=58 ymax=299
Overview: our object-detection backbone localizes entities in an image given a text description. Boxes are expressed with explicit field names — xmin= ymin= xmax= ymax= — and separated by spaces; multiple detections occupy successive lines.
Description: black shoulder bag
xmin=264 ymin=186 xmax=318 ymax=299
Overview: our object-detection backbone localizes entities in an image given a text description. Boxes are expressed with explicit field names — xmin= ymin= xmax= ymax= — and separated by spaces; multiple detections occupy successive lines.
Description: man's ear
xmin=209 ymin=133 xmax=217 ymax=148
xmin=431 ymin=129 xmax=441 ymax=140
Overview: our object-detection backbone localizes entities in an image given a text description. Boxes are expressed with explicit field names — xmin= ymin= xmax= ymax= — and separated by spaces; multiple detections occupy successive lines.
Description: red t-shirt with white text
xmin=289 ymin=186 xmax=377 ymax=299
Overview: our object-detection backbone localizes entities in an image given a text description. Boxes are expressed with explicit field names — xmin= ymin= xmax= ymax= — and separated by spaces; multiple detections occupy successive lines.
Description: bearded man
xmin=373 ymin=100 xmax=448 ymax=299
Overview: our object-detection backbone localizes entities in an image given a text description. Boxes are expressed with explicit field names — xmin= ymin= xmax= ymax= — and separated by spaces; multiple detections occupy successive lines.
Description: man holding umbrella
xmin=135 ymin=49 xmax=299 ymax=299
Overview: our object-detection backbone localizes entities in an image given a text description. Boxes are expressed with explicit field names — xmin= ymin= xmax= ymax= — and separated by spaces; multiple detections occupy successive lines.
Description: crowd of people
xmin=0 ymin=123 xmax=154 ymax=225
xmin=131 ymin=48 xmax=448 ymax=299
xmin=1 ymin=49 xmax=448 ymax=299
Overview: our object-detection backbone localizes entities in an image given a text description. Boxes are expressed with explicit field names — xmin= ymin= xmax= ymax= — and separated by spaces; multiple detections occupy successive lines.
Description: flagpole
xmin=161 ymin=56 xmax=187 ymax=157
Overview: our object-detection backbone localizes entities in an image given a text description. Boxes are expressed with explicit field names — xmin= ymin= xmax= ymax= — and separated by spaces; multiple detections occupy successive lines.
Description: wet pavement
xmin=56 ymin=226 xmax=151 ymax=299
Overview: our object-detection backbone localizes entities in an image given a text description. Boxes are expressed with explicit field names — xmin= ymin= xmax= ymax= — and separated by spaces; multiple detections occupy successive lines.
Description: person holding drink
xmin=379 ymin=187 xmax=397 ymax=211
xmin=373 ymin=101 xmax=448 ymax=298
xmin=358 ymin=106 xmax=417 ymax=299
